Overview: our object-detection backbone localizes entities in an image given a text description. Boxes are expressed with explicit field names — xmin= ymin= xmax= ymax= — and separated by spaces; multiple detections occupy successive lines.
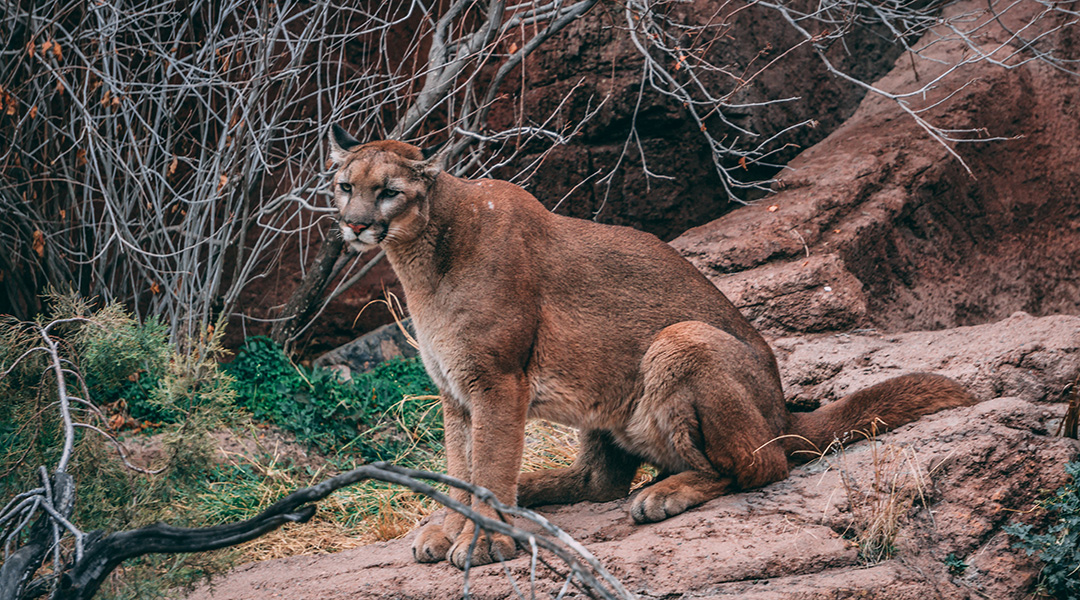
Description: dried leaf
xmin=738 ymin=156 xmax=748 ymax=171
xmin=59 ymin=209 xmax=66 ymax=219
xmin=767 ymin=204 xmax=780 ymax=213
xmin=41 ymin=40 xmax=53 ymax=55
xmin=32 ymin=230 xmax=45 ymax=257
xmin=150 ymin=281 xmax=161 ymax=294
xmin=101 ymin=89 xmax=111 ymax=106
xmin=76 ymin=148 xmax=87 ymax=167
xmin=508 ymin=42 xmax=519 ymax=54
xmin=168 ymin=156 xmax=178 ymax=176
xmin=26 ymin=41 xmax=35 ymax=58
xmin=108 ymin=413 xmax=125 ymax=431
xmin=218 ymin=174 xmax=228 ymax=191
xmin=52 ymin=42 xmax=62 ymax=60
xmin=28 ymin=105 xmax=37 ymax=119
xmin=55 ymin=80 xmax=65 ymax=94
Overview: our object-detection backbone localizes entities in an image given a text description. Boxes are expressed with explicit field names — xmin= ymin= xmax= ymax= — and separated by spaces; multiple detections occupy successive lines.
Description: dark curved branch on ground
xmin=19 ymin=463 xmax=631 ymax=600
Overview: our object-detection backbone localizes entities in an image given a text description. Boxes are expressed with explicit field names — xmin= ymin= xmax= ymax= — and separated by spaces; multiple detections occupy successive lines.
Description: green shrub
xmin=1005 ymin=461 xmax=1080 ymax=599
xmin=77 ymin=313 xmax=172 ymax=422
xmin=226 ymin=337 xmax=440 ymax=462
xmin=944 ymin=552 xmax=967 ymax=576
xmin=0 ymin=294 xmax=239 ymax=599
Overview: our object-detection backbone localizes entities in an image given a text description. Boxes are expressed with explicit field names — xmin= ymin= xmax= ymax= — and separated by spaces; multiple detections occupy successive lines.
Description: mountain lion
xmin=327 ymin=126 xmax=976 ymax=569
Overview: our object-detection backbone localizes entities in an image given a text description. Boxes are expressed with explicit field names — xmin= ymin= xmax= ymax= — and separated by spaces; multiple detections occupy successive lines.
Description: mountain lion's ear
xmin=417 ymin=140 xmax=450 ymax=180
xmin=329 ymin=124 xmax=362 ymax=164
xmin=420 ymin=140 xmax=447 ymax=161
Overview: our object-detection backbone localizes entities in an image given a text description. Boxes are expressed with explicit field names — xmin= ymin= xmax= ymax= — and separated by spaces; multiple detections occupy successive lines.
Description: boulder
xmin=313 ymin=319 xmax=418 ymax=379
xmin=670 ymin=0 xmax=1080 ymax=336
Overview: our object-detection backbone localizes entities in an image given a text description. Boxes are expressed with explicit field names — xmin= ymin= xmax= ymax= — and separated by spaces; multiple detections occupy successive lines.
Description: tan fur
xmin=327 ymin=135 xmax=978 ymax=568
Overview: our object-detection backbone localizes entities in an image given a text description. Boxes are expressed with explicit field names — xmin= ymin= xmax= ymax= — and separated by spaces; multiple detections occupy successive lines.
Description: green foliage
xmin=226 ymin=337 xmax=440 ymax=462
xmin=78 ymin=313 xmax=172 ymax=422
xmin=1005 ymin=461 xmax=1080 ymax=600
xmin=2 ymin=294 xmax=446 ymax=599
xmin=944 ymin=552 xmax=968 ymax=576
xmin=0 ymin=293 xmax=239 ymax=599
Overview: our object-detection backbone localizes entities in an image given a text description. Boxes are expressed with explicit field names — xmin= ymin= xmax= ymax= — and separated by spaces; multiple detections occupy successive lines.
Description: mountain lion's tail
xmin=781 ymin=373 xmax=977 ymax=462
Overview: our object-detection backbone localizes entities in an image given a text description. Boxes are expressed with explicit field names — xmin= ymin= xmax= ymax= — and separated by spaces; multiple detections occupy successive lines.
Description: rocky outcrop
xmin=493 ymin=0 xmax=906 ymax=240
xmin=670 ymin=0 xmax=1080 ymax=335
xmin=187 ymin=314 xmax=1080 ymax=600
xmin=776 ymin=311 xmax=1079 ymax=411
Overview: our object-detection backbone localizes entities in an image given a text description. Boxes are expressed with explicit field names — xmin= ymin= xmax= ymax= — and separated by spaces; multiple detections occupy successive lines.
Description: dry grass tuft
xmin=224 ymin=418 xmax=591 ymax=563
xmin=816 ymin=425 xmax=935 ymax=564
xmin=522 ymin=420 xmax=579 ymax=472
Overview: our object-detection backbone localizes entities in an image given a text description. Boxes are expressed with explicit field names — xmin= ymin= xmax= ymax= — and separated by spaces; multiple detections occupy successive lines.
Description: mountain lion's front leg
xmin=411 ymin=397 xmax=471 ymax=563
xmin=447 ymin=373 xmax=529 ymax=568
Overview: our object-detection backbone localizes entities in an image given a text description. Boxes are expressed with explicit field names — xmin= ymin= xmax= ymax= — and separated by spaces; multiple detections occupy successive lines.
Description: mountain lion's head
xmin=328 ymin=125 xmax=444 ymax=252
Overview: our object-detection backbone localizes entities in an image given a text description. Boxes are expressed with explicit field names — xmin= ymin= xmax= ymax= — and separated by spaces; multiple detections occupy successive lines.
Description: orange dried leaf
xmin=108 ymin=414 xmax=125 ymax=430
xmin=218 ymin=174 xmax=228 ymax=191
xmin=32 ymin=230 xmax=45 ymax=257
xmin=59 ymin=209 xmax=66 ymax=219
xmin=150 ymin=281 xmax=161 ymax=294
xmin=28 ymin=105 xmax=37 ymax=119
xmin=52 ymin=42 xmax=62 ymax=60
xmin=168 ymin=156 xmax=178 ymax=176
xmin=41 ymin=40 xmax=53 ymax=55
xmin=76 ymin=148 xmax=87 ymax=167
xmin=767 ymin=204 xmax=780 ymax=212
xmin=738 ymin=156 xmax=748 ymax=171
xmin=508 ymin=42 xmax=518 ymax=54
xmin=27 ymin=41 xmax=35 ymax=57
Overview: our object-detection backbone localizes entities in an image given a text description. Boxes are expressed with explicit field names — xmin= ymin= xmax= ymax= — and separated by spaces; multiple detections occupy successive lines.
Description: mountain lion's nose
xmin=346 ymin=222 xmax=370 ymax=234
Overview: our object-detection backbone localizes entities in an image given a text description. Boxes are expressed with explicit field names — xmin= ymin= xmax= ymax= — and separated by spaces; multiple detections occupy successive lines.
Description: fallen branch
xmin=35 ymin=463 xmax=632 ymax=600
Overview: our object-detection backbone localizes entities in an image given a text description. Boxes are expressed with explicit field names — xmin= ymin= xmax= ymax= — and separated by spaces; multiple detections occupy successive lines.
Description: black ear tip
xmin=421 ymin=140 xmax=448 ymax=160
xmin=331 ymin=124 xmax=361 ymax=150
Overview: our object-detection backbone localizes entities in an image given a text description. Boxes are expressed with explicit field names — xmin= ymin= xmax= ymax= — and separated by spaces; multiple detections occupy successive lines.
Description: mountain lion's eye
xmin=379 ymin=189 xmax=401 ymax=200
xmin=339 ymin=182 xmax=352 ymax=193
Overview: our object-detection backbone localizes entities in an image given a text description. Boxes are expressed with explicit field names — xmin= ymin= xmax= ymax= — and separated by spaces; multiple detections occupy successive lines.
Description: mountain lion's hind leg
xmin=627 ymin=321 xmax=789 ymax=523
xmin=518 ymin=429 xmax=640 ymax=507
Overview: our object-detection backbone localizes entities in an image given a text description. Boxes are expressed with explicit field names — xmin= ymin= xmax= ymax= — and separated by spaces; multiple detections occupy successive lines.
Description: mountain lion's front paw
xmin=448 ymin=528 xmax=516 ymax=568
xmin=411 ymin=523 xmax=452 ymax=563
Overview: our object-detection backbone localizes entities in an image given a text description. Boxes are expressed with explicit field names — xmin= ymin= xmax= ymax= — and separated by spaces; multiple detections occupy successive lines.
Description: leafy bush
xmin=77 ymin=313 xmax=172 ymax=422
xmin=1005 ymin=461 xmax=1080 ymax=599
xmin=226 ymin=337 xmax=440 ymax=462
xmin=0 ymin=294 xmax=242 ymax=599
